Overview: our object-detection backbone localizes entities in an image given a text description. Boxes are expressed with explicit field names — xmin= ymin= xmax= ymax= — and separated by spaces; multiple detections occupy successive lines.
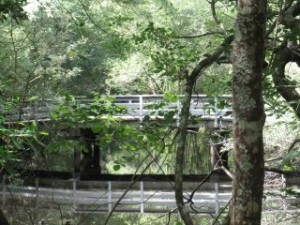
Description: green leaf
xmin=39 ymin=131 xmax=49 ymax=136
xmin=92 ymin=123 xmax=102 ymax=133
xmin=113 ymin=164 xmax=121 ymax=171
xmin=65 ymin=94 xmax=75 ymax=102
xmin=31 ymin=121 xmax=37 ymax=130
xmin=175 ymin=222 xmax=183 ymax=225
xmin=28 ymin=96 xmax=39 ymax=101
xmin=164 ymin=92 xmax=179 ymax=102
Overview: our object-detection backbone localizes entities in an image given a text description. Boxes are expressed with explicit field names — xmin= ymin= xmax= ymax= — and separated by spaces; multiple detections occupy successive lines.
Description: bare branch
xmin=77 ymin=0 xmax=112 ymax=35
xmin=265 ymin=167 xmax=300 ymax=176
xmin=288 ymin=139 xmax=300 ymax=152
xmin=174 ymin=32 xmax=224 ymax=39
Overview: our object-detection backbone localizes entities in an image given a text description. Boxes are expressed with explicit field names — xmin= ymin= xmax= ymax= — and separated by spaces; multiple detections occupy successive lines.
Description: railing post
xmin=176 ymin=99 xmax=181 ymax=127
xmin=108 ymin=181 xmax=112 ymax=212
xmin=2 ymin=175 xmax=6 ymax=207
xmin=139 ymin=96 xmax=143 ymax=119
xmin=73 ymin=178 xmax=77 ymax=209
xmin=214 ymin=97 xmax=218 ymax=128
xmin=214 ymin=183 xmax=220 ymax=215
xmin=140 ymin=181 xmax=144 ymax=213
xmin=35 ymin=178 xmax=39 ymax=207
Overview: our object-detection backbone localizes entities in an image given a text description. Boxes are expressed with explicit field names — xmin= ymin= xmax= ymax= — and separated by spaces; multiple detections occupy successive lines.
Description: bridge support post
xmin=140 ymin=181 xmax=144 ymax=213
xmin=108 ymin=181 xmax=112 ymax=212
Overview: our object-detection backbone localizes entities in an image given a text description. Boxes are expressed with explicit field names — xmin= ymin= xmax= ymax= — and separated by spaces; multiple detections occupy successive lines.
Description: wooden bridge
xmin=3 ymin=95 xmax=232 ymax=128
xmin=0 ymin=95 xmax=236 ymax=218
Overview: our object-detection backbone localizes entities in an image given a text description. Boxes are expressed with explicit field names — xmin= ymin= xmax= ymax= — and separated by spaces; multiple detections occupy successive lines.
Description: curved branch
xmin=271 ymin=45 xmax=300 ymax=118
xmin=190 ymin=35 xmax=234 ymax=81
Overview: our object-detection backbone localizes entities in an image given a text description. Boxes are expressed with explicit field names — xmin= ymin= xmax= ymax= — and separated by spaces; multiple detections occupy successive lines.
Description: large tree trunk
xmin=230 ymin=1 xmax=267 ymax=224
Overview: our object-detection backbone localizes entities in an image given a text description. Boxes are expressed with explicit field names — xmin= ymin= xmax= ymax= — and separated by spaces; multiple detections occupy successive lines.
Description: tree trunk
xmin=0 ymin=210 xmax=10 ymax=225
xmin=230 ymin=1 xmax=267 ymax=224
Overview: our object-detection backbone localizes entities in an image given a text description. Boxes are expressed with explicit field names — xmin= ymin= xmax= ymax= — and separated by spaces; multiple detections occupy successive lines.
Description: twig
xmin=77 ymin=0 xmax=112 ymax=35
xmin=212 ymin=197 xmax=232 ymax=225
xmin=103 ymin=145 xmax=167 ymax=225
xmin=174 ymin=32 xmax=224 ymax=39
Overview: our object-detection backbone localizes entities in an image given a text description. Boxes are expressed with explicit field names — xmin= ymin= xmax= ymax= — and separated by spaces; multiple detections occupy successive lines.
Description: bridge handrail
xmin=3 ymin=95 xmax=232 ymax=127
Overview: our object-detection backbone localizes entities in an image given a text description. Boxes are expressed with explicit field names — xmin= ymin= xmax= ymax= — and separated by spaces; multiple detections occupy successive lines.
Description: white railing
xmin=3 ymin=95 xmax=232 ymax=127
xmin=0 ymin=179 xmax=231 ymax=215
xmin=1 ymin=179 xmax=296 ymax=216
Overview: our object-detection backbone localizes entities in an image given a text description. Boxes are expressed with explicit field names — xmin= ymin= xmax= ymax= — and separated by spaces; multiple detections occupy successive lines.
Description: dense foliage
xmin=0 ymin=0 xmax=299 ymax=225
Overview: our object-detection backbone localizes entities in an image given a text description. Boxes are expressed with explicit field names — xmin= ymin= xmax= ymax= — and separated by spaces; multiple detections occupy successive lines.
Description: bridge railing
xmin=0 ymin=178 xmax=231 ymax=215
xmin=3 ymin=95 xmax=232 ymax=127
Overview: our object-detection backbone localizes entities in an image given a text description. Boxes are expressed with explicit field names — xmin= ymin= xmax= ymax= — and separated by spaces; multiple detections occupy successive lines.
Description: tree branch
xmin=174 ymin=31 xmax=224 ymax=39
xmin=265 ymin=167 xmax=300 ymax=176
xmin=271 ymin=44 xmax=300 ymax=118
xmin=190 ymin=35 xmax=234 ymax=81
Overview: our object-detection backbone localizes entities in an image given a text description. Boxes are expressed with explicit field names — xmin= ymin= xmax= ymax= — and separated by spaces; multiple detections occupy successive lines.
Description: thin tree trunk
xmin=175 ymin=78 xmax=194 ymax=225
xmin=230 ymin=1 xmax=267 ymax=224
xmin=174 ymin=35 xmax=233 ymax=225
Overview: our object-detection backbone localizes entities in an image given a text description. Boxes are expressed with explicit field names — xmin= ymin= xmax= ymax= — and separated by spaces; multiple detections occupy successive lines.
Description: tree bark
xmin=230 ymin=0 xmax=267 ymax=224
